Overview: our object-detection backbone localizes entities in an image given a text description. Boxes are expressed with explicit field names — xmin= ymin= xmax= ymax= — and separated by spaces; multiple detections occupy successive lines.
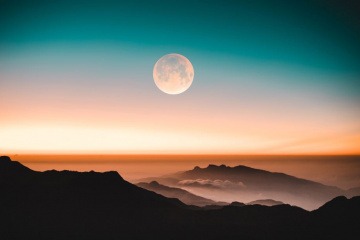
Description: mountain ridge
xmin=137 ymin=180 xmax=228 ymax=206
xmin=1 ymin=156 xmax=359 ymax=239
xmin=140 ymin=163 xmax=346 ymax=210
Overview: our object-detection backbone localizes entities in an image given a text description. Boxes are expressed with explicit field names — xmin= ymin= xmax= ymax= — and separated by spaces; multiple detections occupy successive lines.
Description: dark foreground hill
xmin=0 ymin=156 xmax=359 ymax=240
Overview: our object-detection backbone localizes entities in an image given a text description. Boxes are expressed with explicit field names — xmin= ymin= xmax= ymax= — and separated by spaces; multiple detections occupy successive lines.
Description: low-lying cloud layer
xmin=178 ymin=179 xmax=245 ymax=189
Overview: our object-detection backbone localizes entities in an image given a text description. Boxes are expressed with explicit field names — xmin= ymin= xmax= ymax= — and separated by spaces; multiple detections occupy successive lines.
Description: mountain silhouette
xmin=346 ymin=186 xmax=360 ymax=197
xmin=137 ymin=181 xmax=284 ymax=208
xmin=247 ymin=199 xmax=284 ymax=206
xmin=141 ymin=164 xmax=344 ymax=210
xmin=1 ymin=156 xmax=359 ymax=240
xmin=137 ymin=181 xmax=227 ymax=206
xmin=229 ymin=201 xmax=246 ymax=207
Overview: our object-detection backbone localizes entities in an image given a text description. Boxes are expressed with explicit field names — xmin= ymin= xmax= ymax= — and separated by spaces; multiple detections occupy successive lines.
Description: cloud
xmin=178 ymin=179 xmax=245 ymax=189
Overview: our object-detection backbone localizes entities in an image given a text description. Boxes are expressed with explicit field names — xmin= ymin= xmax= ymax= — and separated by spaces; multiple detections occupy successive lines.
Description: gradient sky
xmin=1 ymin=0 xmax=360 ymax=154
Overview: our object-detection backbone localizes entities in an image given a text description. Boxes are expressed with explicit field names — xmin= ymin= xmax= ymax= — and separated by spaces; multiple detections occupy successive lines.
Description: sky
xmin=1 ymin=0 xmax=360 ymax=154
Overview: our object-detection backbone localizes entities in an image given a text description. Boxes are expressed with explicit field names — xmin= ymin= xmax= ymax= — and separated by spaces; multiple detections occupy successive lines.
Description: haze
xmin=11 ymin=154 xmax=359 ymax=190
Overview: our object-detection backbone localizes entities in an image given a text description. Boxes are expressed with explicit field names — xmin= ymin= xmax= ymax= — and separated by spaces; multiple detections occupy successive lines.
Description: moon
xmin=153 ymin=53 xmax=194 ymax=94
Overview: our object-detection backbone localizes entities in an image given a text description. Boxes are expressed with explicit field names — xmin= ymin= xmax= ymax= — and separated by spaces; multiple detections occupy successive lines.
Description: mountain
xmin=229 ymin=201 xmax=246 ymax=207
xmin=137 ymin=180 xmax=281 ymax=208
xmin=137 ymin=181 xmax=227 ymax=206
xmin=247 ymin=199 xmax=284 ymax=206
xmin=1 ymin=156 xmax=359 ymax=240
xmin=0 ymin=156 xmax=189 ymax=239
xmin=140 ymin=164 xmax=344 ymax=210
xmin=346 ymin=187 xmax=360 ymax=198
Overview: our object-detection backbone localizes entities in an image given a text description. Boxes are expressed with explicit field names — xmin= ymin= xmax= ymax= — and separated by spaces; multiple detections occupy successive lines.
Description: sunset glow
xmin=1 ymin=123 xmax=360 ymax=154
xmin=1 ymin=1 xmax=359 ymax=155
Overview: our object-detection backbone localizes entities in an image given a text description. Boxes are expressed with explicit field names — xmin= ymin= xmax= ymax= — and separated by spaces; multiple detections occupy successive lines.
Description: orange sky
xmin=1 ymin=50 xmax=359 ymax=155
xmin=8 ymin=154 xmax=360 ymax=189
xmin=1 ymin=106 xmax=360 ymax=155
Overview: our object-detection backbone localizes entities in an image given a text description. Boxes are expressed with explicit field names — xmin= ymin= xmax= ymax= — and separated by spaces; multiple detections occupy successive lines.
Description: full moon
xmin=153 ymin=53 xmax=194 ymax=94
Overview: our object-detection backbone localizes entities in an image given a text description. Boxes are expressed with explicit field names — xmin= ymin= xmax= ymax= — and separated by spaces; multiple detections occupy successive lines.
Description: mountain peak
xmin=0 ymin=156 xmax=11 ymax=162
xmin=0 ymin=156 xmax=33 ymax=175
xmin=103 ymin=170 xmax=124 ymax=180
xmin=0 ymin=156 xmax=126 ymax=182
xmin=193 ymin=166 xmax=201 ymax=170
xmin=229 ymin=201 xmax=246 ymax=207
xmin=247 ymin=199 xmax=284 ymax=206
xmin=150 ymin=181 xmax=160 ymax=186
xmin=207 ymin=164 xmax=228 ymax=169
xmin=191 ymin=164 xmax=238 ymax=171
xmin=316 ymin=195 xmax=348 ymax=210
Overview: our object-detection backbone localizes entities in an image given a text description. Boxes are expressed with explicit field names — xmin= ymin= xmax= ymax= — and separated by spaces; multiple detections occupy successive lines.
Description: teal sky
xmin=0 ymin=0 xmax=359 ymax=154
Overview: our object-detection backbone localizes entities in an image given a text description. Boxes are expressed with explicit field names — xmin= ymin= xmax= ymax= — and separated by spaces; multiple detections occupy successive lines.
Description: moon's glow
xmin=153 ymin=53 xmax=194 ymax=94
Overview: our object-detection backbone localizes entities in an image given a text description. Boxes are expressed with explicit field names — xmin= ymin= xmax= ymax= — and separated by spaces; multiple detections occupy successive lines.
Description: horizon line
xmin=4 ymin=153 xmax=360 ymax=164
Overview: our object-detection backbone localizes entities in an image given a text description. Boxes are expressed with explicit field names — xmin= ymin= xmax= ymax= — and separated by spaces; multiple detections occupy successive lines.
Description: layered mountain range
xmin=1 ymin=156 xmax=359 ymax=239
xmin=136 ymin=181 xmax=227 ymax=206
xmin=140 ymin=164 xmax=360 ymax=210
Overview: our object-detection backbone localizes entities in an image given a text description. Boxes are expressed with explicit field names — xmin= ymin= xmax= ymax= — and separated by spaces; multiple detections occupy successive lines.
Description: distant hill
xmin=136 ymin=180 xmax=285 ymax=208
xmin=346 ymin=187 xmax=360 ymax=198
xmin=137 ymin=181 xmax=227 ymax=206
xmin=140 ymin=164 xmax=344 ymax=210
xmin=229 ymin=201 xmax=246 ymax=207
xmin=247 ymin=199 xmax=284 ymax=206
xmin=137 ymin=180 xmax=282 ymax=208
xmin=1 ymin=156 xmax=359 ymax=240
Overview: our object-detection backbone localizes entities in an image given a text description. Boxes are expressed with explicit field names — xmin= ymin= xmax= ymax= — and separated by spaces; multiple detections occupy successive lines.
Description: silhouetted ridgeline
xmin=136 ymin=181 xmax=227 ymax=207
xmin=0 ymin=156 xmax=359 ymax=240
xmin=141 ymin=164 xmax=347 ymax=210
